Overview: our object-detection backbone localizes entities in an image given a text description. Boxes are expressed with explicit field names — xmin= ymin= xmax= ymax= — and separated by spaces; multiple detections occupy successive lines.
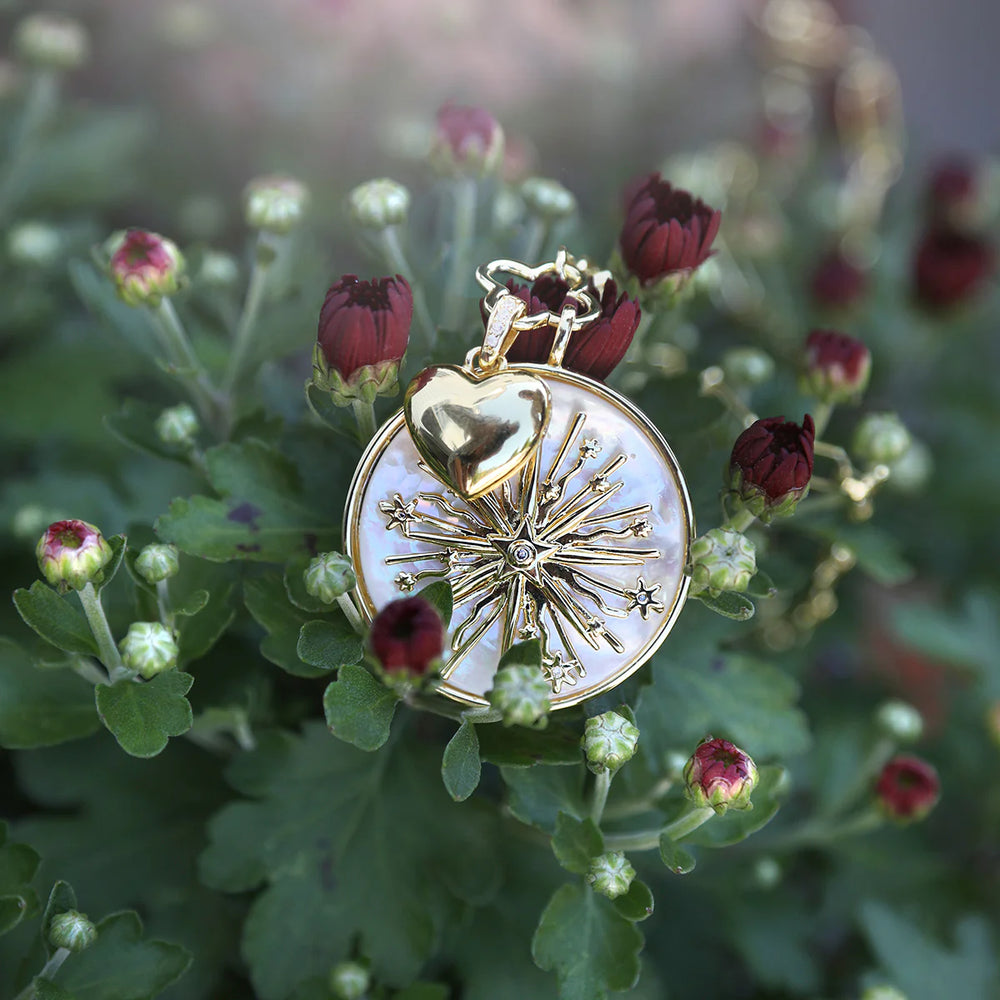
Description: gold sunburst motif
xmin=377 ymin=412 xmax=662 ymax=693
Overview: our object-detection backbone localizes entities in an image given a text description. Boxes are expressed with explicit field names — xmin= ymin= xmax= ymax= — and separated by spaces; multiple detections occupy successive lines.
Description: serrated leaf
xmin=532 ymin=881 xmax=643 ymax=1000
xmin=297 ymin=618 xmax=364 ymax=672
xmin=859 ymin=902 xmax=998 ymax=1000
xmin=199 ymin=723 xmax=500 ymax=999
xmin=95 ymin=672 xmax=194 ymax=758
xmin=658 ymin=836 xmax=697 ymax=874
xmin=177 ymin=582 xmax=236 ymax=667
xmin=243 ymin=574 xmax=330 ymax=678
xmin=442 ymin=720 xmax=481 ymax=801
xmin=694 ymin=590 xmax=755 ymax=620
xmin=477 ymin=723 xmax=582 ymax=767
xmin=498 ymin=639 xmax=542 ymax=669
xmin=55 ymin=910 xmax=191 ymax=1000
xmin=501 ymin=764 xmax=587 ymax=832
xmin=323 ymin=665 xmax=399 ymax=751
xmin=551 ymin=813 xmax=603 ymax=874
xmin=611 ymin=879 xmax=654 ymax=922
xmin=104 ymin=398 xmax=197 ymax=463
xmin=685 ymin=765 xmax=788 ymax=847
xmin=156 ymin=439 xmax=337 ymax=562
xmin=12 ymin=582 xmax=99 ymax=657
xmin=0 ymin=639 xmax=100 ymax=749
xmin=418 ymin=580 xmax=452 ymax=628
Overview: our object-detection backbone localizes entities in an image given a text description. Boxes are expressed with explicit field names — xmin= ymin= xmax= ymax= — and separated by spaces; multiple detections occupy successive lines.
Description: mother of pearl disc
xmin=344 ymin=365 xmax=694 ymax=709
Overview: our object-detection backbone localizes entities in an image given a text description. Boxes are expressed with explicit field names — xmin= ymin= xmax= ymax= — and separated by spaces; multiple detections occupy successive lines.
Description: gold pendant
xmin=344 ymin=252 xmax=695 ymax=708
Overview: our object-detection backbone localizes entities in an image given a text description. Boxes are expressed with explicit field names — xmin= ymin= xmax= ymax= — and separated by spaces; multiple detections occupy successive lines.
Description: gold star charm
xmin=623 ymin=577 xmax=665 ymax=620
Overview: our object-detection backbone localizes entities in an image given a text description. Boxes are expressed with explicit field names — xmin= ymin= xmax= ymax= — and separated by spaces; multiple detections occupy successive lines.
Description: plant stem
xmin=0 ymin=69 xmax=59 ymax=224
xmin=352 ymin=399 xmax=377 ymax=444
xmin=768 ymin=807 xmax=883 ymax=849
xmin=223 ymin=239 xmax=272 ymax=395
xmin=589 ymin=769 xmax=613 ymax=825
xmin=522 ymin=215 xmax=552 ymax=264
xmin=723 ymin=506 xmax=757 ymax=533
xmin=602 ymin=776 xmax=676 ymax=820
xmin=441 ymin=177 xmax=477 ymax=330
xmin=156 ymin=580 xmax=172 ymax=627
xmin=76 ymin=583 xmax=130 ymax=683
xmin=811 ymin=401 xmax=835 ymax=438
xmin=378 ymin=226 xmax=437 ymax=347
xmin=154 ymin=300 xmax=223 ymax=433
xmin=336 ymin=592 xmax=365 ymax=634
xmin=604 ymin=805 xmax=715 ymax=852
xmin=12 ymin=947 xmax=71 ymax=1000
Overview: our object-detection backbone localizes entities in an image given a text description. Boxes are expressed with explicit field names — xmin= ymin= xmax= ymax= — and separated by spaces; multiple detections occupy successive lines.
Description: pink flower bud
xmin=618 ymin=173 xmax=721 ymax=287
xmin=927 ymin=158 xmax=986 ymax=233
xmin=912 ymin=227 xmax=994 ymax=310
xmin=683 ymin=737 xmax=758 ymax=814
xmin=800 ymin=329 xmax=871 ymax=404
xmin=729 ymin=415 xmax=815 ymax=520
xmin=810 ymin=248 xmax=869 ymax=310
xmin=369 ymin=597 xmax=444 ymax=677
xmin=36 ymin=520 xmax=113 ymax=591
xmin=314 ymin=274 xmax=412 ymax=405
xmin=875 ymin=755 xmax=940 ymax=822
xmin=107 ymin=229 xmax=184 ymax=307
xmin=429 ymin=103 xmax=504 ymax=177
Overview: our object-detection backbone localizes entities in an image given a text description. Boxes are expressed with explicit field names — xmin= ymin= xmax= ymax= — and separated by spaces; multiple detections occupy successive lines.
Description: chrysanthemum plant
xmin=1 ymin=13 xmax=999 ymax=1000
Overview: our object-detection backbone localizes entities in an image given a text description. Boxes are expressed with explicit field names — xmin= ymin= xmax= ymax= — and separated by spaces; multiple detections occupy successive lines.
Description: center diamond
xmin=488 ymin=518 xmax=559 ymax=584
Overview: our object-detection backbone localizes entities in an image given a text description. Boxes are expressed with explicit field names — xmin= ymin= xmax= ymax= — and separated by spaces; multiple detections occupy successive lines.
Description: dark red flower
xmin=369 ymin=596 xmax=444 ymax=676
xmin=913 ymin=227 xmax=994 ymax=309
xmin=429 ymin=103 xmax=504 ymax=176
xmin=618 ymin=173 xmax=721 ymax=286
xmin=927 ymin=158 xmax=983 ymax=232
xmin=875 ymin=755 xmax=940 ymax=821
xmin=683 ymin=737 xmax=758 ymax=814
xmin=729 ymin=414 xmax=815 ymax=519
xmin=810 ymin=248 xmax=868 ymax=310
xmin=483 ymin=276 xmax=640 ymax=381
xmin=316 ymin=275 xmax=412 ymax=400
xmin=801 ymin=329 xmax=871 ymax=403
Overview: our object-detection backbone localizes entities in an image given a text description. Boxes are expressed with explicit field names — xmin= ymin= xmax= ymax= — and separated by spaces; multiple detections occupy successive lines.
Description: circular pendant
xmin=344 ymin=363 xmax=694 ymax=708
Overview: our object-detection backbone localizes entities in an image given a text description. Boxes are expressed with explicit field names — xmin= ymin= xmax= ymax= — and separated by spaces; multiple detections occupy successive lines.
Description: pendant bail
xmin=479 ymin=293 xmax=527 ymax=372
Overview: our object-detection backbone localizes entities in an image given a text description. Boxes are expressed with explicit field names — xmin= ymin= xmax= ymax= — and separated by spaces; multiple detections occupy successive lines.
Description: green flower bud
xmin=243 ymin=175 xmax=309 ymax=234
xmin=488 ymin=663 xmax=551 ymax=728
xmin=586 ymin=851 xmax=635 ymax=899
xmin=14 ymin=13 xmax=89 ymax=71
xmin=521 ymin=177 xmax=576 ymax=219
xmin=861 ymin=986 xmax=908 ymax=1000
xmin=304 ymin=552 xmax=357 ymax=604
xmin=683 ymin=737 xmax=758 ymax=815
xmin=875 ymin=699 xmax=924 ymax=744
xmin=721 ymin=346 xmax=775 ymax=387
xmin=155 ymin=403 xmax=199 ymax=447
xmin=199 ymin=250 xmax=240 ymax=287
xmin=135 ymin=543 xmax=179 ymax=585
xmin=349 ymin=178 xmax=410 ymax=230
xmin=36 ymin=520 xmax=113 ymax=592
xmin=582 ymin=711 xmax=639 ymax=774
xmin=885 ymin=437 xmax=932 ymax=494
xmin=7 ymin=220 xmax=61 ymax=267
xmin=120 ymin=622 xmax=178 ymax=679
xmin=329 ymin=961 xmax=370 ymax=1000
xmin=688 ymin=528 xmax=756 ymax=598
xmin=48 ymin=910 xmax=97 ymax=952
xmin=852 ymin=412 xmax=911 ymax=465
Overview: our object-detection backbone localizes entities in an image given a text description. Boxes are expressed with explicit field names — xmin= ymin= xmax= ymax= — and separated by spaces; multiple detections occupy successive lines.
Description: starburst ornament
xmin=344 ymin=253 xmax=694 ymax=708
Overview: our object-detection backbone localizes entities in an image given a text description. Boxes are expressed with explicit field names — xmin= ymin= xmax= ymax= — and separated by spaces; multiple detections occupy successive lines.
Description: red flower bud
xmin=429 ymin=103 xmax=504 ymax=177
xmin=810 ymin=248 xmax=869 ymax=310
xmin=875 ymin=755 xmax=940 ymax=822
xmin=729 ymin=414 xmax=815 ymax=520
xmin=483 ymin=276 xmax=640 ymax=382
xmin=618 ymin=173 xmax=721 ymax=287
xmin=801 ymin=329 xmax=871 ymax=404
xmin=315 ymin=274 xmax=412 ymax=404
xmin=912 ymin=227 xmax=994 ymax=310
xmin=36 ymin=519 xmax=113 ymax=591
xmin=683 ymin=737 xmax=758 ymax=814
xmin=107 ymin=229 xmax=184 ymax=307
xmin=369 ymin=596 xmax=444 ymax=676
xmin=927 ymin=158 xmax=984 ymax=232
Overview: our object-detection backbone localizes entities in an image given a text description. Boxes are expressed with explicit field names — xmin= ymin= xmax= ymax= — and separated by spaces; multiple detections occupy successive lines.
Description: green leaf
xmin=0 ymin=825 xmax=40 ymax=935
xmin=41 ymin=881 xmax=78 ymax=956
xmin=95 ymin=535 xmax=127 ymax=594
xmin=611 ymin=879 xmax=654 ymax=922
xmin=95 ymin=672 xmax=194 ymax=758
xmin=498 ymin=639 xmax=542 ymax=669
xmin=32 ymin=978 xmax=77 ymax=1000
xmin=173 ymin=589 xmax=209 ymax=617
xmin=395 ymin=983 xmax=449 ymax=1000
xmin=176 ymin=582 xmax=236 ymax=667
xmin=532 ymin=882 xmax=643 ymax=1000
xmin=304 ymin=382 xmax=348 ymax=431
xmin=859 ymin=902 xmax=998 ymax=1000
xmin=685 ymin=765 xmax=789 ymax=847
xmin=442 ymin=721 xmax=481 ymax=801
xmin=297 ymin=618 xmax=364 ymax=672
xmin=323 ymin=665 xmax=399 ymax=751
xmin=551 ymin=813 xmax=603 ymax=875
xmin=694 ymin=590 xmax=755 ymax=620
xmin=12 ymin=582 xmax=99 ymax=657
xmin=745 ymin=569 xmax=777 ymax=599
xmin=477 ymin=723 xmax=582 ymax=767
xmin=283 ymin=553 xmax=332 ymax=614
xmin=0 ymin=639 xmax=100 ymax=749
xmin=658 ymin=836 xmax=696 ymax=875
xmin=104 ymin=398 xmax=196 ymax=463
xmin=501 ymin=764 xmax=587 ymax=832
xmin=56 ymin=910 xmax=191 ymax=1000
xmin=418 ymin=580 xmax=453 ymax=628
xmin=156 ymin=439 xmax=338 ymax=562
xmin=199 ymin=723 xmax=500 ymax=999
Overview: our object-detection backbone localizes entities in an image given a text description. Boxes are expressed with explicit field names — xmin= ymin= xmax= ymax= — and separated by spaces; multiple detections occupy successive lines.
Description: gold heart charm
xmin=404 ymin=365 xmax=551 ymax=499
